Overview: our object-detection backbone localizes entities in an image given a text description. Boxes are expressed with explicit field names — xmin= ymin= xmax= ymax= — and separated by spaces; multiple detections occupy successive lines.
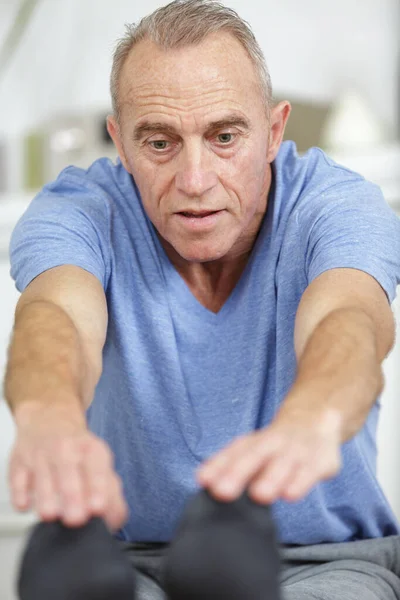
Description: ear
xmin=267 ymin=101 xmax=291 ymax=163
xmin=107 ymin=115 xmax=131 ymax=173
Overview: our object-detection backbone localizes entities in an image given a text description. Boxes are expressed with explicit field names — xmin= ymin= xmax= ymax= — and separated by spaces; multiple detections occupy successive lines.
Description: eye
xmin=149 ymin=140 xmax=169 ymax=151
xmin=216 ymin=133 xmax=235 ymax=144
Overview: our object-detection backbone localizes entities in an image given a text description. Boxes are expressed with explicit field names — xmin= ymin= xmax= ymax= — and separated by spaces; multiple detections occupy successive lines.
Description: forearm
xmin=4 ymin=300 xmax=90 ymax=427
xmin=279 ymin=307 xmax=385 ymax=442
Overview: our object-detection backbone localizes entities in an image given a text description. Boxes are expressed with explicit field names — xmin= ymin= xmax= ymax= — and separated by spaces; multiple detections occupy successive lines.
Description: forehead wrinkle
xmin=123 ymin=67 xmax=254 ymax=103
xmin=123 ymin=90 xmax=249 ymax=121
xmin=127 ymin=83 xmax=243 ymax=108
xmin=131 ymin=73 xmax=231 ymax=93
xmin=124 ymin=54 xmax=238 ymax=93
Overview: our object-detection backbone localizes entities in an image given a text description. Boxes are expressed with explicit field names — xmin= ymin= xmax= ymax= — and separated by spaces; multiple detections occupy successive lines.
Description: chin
xmin=175 ymin=240 xmax=231 ymax=263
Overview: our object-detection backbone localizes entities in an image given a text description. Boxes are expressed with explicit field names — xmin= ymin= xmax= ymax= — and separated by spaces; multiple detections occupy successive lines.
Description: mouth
xmin=178 ymin=210 xmax=222 ymax=218
xmin=174 ymin=209 xmax=225 ymax=230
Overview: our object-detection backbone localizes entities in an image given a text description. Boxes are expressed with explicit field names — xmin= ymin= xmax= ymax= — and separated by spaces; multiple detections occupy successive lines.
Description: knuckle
xmin=34 ymin=469 xmax=51 ymax=489
xmin=58 ymin=472 xmax=82 ymax=495
xmin=60 ymin=467 xmax=81 ymax=486
xmin=90 ymin=473 xmax=107 ymax=489
xmin=62 ymin=488 xmax=82 ymax=504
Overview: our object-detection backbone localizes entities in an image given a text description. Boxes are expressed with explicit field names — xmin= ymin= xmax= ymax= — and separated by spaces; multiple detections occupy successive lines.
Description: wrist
xmin=13 ymin=397 xmax=86 ymax=431
xmin=276 ymin=386 xmax=345 ymax=440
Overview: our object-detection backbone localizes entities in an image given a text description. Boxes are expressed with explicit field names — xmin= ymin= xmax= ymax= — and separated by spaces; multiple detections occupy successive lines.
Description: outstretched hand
xmin=196 ymin=407 xmax=343 ymax=504
xmin=9 ymin=404 xmax=128 ymax=531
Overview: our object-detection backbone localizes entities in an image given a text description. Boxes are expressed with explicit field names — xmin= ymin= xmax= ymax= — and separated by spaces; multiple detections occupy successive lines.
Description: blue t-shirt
xmin=9 ymin=141 xmax=400 ymax=545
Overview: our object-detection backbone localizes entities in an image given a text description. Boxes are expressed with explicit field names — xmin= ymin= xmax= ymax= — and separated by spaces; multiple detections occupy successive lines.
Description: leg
xmin=281 ymin=535 xmax=400 ymax=600
xmin=119 ymin=541 xmax=168 ymax=600
xmin=282 ymin=566 xmax=399 ymax=600
xmin=135 ymin=570 xmax=167 ymax=600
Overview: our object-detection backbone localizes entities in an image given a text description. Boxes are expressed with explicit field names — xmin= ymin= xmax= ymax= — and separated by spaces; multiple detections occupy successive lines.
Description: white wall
xmin=0 ymin=0 xmax=398 ymax=135
xmin=378 ymin=294 xmax=400 ymax=517
xmin=0 ymin=254 xmax=21 ymax=511
xmin=0 ymin=531 xmax=27 ymax=600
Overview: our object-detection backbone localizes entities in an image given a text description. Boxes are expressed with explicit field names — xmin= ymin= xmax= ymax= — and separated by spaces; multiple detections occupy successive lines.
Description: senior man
xmin=5 ymin=0 xmax=400 ymax=598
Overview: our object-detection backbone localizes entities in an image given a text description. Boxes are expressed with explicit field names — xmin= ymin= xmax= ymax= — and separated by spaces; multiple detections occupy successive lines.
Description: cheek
xmin=241 ymin=138 xmax=269 ymax=181
xmin=220 ymin=142 xmax=269 ymax=206
xmin=130 ymin=158 xmax=171 ymax=218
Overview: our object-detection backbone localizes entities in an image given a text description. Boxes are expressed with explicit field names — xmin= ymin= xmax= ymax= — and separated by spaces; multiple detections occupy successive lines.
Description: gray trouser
xmin=120 ymin=535 xmax=400 ymax=599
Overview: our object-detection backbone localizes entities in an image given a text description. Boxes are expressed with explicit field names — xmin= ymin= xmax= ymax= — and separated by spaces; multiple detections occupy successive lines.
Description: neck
xmin=160 ymin=205 xmax=267 ymax=313
xmin=178 ymin=253 xmax=253 ymax=313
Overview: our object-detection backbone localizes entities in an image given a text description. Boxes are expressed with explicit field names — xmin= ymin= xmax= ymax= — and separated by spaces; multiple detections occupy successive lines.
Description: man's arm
xmin=4 ymin=265 xmax=128 ymax=529
xmin=280 ymin=267 xmax=395 ymax=442
xmin=5 ymin=264 xmax=107 ymax=420
xmin=197 ymin=267 xmax=395 ymax=503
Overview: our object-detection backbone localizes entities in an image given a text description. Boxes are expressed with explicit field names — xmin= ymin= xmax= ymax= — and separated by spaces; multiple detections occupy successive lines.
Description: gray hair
xmin=110 ymin=0 xmax=273 ymax=123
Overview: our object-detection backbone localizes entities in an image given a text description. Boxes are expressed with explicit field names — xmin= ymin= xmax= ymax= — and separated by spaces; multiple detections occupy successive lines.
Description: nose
xmin=175 ymin=141 xmax=218 ymax=198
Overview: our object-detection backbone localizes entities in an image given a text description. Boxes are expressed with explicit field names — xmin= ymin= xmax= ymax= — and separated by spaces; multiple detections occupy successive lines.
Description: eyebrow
xmin=133 ymin=115 xmax=251 ymax=142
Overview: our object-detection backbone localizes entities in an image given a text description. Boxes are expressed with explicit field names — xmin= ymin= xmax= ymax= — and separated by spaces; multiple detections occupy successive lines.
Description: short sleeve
xmin=299 ymin=178 xmax=400 ymax=304
xmin=9 ymin=173 xmax=111 ymax=292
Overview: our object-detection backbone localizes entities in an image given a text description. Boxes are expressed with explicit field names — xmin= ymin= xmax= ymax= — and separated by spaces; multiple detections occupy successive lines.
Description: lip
xmin=174 ymin=209 xmax=225 ymax=230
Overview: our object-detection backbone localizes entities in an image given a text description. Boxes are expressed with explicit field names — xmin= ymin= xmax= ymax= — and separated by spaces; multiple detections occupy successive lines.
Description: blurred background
xmin=0 ymin=0 xmax=399 ymax=597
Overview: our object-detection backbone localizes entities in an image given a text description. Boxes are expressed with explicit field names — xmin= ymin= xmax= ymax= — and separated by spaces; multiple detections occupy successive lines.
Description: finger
xmin=104 ymin=474 xmax=129 ymax=532
xmin=206 ymin=432 xmax=283 ymax=500
xmin=283 ymin=452 xmax=341 ymax=501
xmin=198 ymin=437 xmax=258 ymax=500
xmin=33 ymin=454 xmax=61 ymax=521
xmin=9 ymin=463 xmax=32 ymax=511
xmin=248 ymin=453 xmax=299 ymax=504
xmin=83 ymin=445 xmax=113 ymax=515
xmin=281 ymin=464 xmax=318 ymax=501
xmin=53 ymin=442 xmax=88 ymax=527
xmin=197 ymin=436 xmax=250 ymax=483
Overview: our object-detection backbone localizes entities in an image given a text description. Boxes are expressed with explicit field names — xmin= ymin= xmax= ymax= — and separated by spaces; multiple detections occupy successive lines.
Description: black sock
xmin=164 ymin=488 xmax=281 ymax=599
xmin=18 ymin=517 xmax=135 ymax=600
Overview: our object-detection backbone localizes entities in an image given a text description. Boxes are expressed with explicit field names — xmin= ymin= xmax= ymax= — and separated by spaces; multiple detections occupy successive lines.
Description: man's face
xmin=110 ymin=33 xmax=287 ymax=263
